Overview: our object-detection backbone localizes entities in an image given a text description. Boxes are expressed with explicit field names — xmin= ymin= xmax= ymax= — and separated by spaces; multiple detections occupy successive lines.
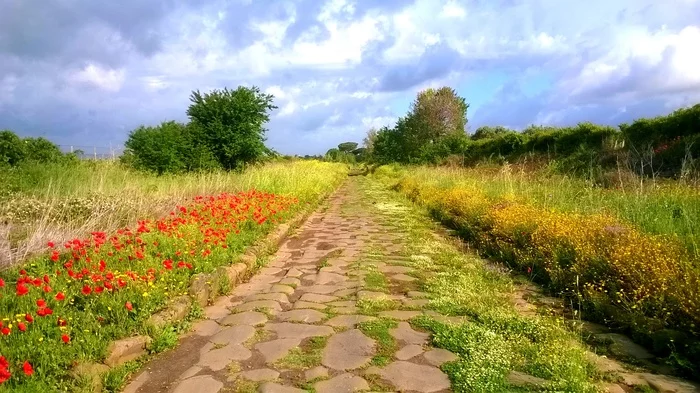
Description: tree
xmin=409 ymin=87 xmax=468 ymax=143
xmin=124 ymin=121 xmax=190 ymax=174
xmin=186 ymin=86 xmax=277 ymax=170
xmin=0 ymin=130 xmax=27 ymax=166
xmin=471 ymin=126 xmax=512 ymax=140
xmin=23 ymin=137 xmax=64 ymax=163
xmin=337 ymin=142 xmax=358 ymax=152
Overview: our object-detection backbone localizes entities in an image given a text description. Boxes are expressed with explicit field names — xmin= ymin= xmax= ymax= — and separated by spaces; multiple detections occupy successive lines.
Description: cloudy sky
xmin=1 ymin=0 xmax=699 ymax=155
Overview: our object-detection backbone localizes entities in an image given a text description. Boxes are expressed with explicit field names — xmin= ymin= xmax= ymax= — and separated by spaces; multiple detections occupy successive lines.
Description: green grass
xmin=363 ymin=270 xmax=388 ymax=292
xmin=357 ymin=176 xmax=601 ymax=393
xmin=357 ymin=319 xmax=398 ymax=367
xmin=275 ymin=336 xmax=328 ymax=370
xmin=0 ymin=160 xmax=348 ymax=266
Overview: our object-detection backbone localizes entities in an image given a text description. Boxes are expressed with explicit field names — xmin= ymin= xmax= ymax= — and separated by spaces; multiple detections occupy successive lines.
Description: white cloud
xmin=69 ymin=63 xmax=126 ymax=92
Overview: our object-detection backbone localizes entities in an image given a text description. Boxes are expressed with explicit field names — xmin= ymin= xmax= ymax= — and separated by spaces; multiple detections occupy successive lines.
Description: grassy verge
xmin=374 ymin=165 xmax=700 ymax=375
xmin=0 ymin=160 xmax=347 ymax=266
xmin=359 ymin=177 xmax=600 ymax=392
xmin=0 ymin=160 xmax=347 ymax=391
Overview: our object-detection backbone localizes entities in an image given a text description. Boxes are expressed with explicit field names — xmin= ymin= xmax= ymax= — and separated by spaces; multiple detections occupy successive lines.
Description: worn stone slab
xmin=105 ymin=335 xmax=152 ymax=367
xmin=333 ymin=288 xmax=357 ymax=297
xmin=423 ymin=348 xmax=458 ymax=366
xmin=325 ymin=315 xmax=376 ymax=328
xmin=331 ymin=306 xmax=359 ymax=314
xmin=265 ymin=323 xmax=335 ymax=339
xmin=293 ymin=301 xmax=328 ymax=310
xmin=258 ymin=382 xmax=307 ymax=393
xmin=247 ymin=293 xmax=290 ymax=304
xmin=407 ymin=291 xmax=429 ymax=298
xmin=239 ymin=368 xmax=280 ymax=382
xmin=379 ymin=310 xmax=421 ymax=321
xmin=204 ymin=297 xmax=232 ymax=320
xmin=234 ymin=300 xmax=283 ymax=313
xmin=267 ymin=284 xmax=295 ymax=295
xmin=638 ymin=373 xmax=700 ymax=393
xmin=322 ymin=329 xmax=376 ymax=370
xmin=402 ymin=299 xmax=430 ymax=308
xmin=390 ymin=322 xmax=429 ymax=345
xmin=596 ymin=333 xmax=654 ymax=360
xmin=305 ymin=366 xmax=329 ymax=381
xmin=255 ymin=338 xmax=302 ymax=363
xmin=278 ymin=309 xmax=326 ymax=323
xmin=316 ymin=272 xmax=348 ymax=284
xmin=173 ymin=375 xmax=223 ymax=393
xmin=285 ymin=268 xmax=304 ymax=278
xmin=302 ymin=285 xmax=346 ymax=295
xmin=314 ymin=373 xmax=369 ymax=393
xmin=198 ymin=344 xmax=252 ymax=371
xmin=395 ymin=344 xmax=424 ymax=360
xmin=380 ymin=361 xmax=450 ymax=393
xmin=210 ymin=325 xmax=256 ymax=345
xmin=279 ymin=277 xmax=302 ymax=287
xmin=299 ymin=293 xmax=339 ymax=303
xmin=219 ymin=311 xmax=268 ymax=326
xmin=193 ymin=319 xmax=222 ymax=337
xmin=180 ymin=366 xmax=202 ymax=380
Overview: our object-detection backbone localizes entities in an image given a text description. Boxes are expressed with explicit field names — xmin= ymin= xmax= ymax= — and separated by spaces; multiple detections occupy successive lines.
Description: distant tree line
xmin=331 ymin=85 xmax=700 ymax=181
xmin=0 ymin=131 xmax=79 ymax=167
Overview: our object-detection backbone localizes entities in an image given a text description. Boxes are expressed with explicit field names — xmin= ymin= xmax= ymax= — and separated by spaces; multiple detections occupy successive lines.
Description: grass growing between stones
xmin=357 ymin=298 xmax=399 ymax=315
xmin=363 ymin=270 xmax=388 ymax=292
xmin=359 ymin=177 xmax=602 ymax=393
xmin=275 ymin=336 xmax=327 ymax=370
xmin=358 ymin=319 xmax=398 ymax=367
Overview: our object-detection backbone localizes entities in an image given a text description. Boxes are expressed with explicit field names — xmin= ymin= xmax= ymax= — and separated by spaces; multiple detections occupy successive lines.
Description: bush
xmin=187 ymin=86 xmax=277 ymax=170
xmin=0 ymin=130 xmax=27 ymax=166
xmin=124 ymin=121 xmax=190 ymax=174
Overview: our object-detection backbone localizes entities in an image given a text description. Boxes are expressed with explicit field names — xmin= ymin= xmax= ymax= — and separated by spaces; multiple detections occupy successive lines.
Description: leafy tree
xmin=363 ymin=128 xmax=378 ymax=154
xmin=409 ymin=86 xmax=469 ymax=143
xmin=0 ymin=130 xmax=27 ymax=166
xmin=471 ymin=126 xmax=512 ymax=140
xmin=337 ymin=142 xmax=358 ymax=152
xmin=124 ymin=121 xmax=190 ymax=175
xmin=325 ymin=148 xmax=341 ymax=161
xmin=186 ymin=86 xmax=277 ymax=170
xmin=23 ymin=137 xmax=64 ymax=163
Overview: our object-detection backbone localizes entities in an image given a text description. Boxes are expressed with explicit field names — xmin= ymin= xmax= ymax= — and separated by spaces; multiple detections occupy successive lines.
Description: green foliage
xmin=338 ymin=141 xmax=359 ymax=152
xmin=124 ymin=121 xmax=191 ymax=174
xmin=470 ymin=126 xmax=512 ymax=140
xmin=370 ymin=87 xmax=470 ymax=164
xmin=1 ymin=130 xmax=72 ymax=168
xmin=187 ymin=86 xmax=277 ymax=170
xmin=0 ymin=130 xmax=27 ymax=166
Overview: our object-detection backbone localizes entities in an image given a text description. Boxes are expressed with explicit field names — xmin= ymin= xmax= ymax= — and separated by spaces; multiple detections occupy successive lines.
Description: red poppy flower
xmin=0 ymin=367 xmax=9 ymax=384
xmin=36 ymin=299 xmax=46 ymax=308
xmin=43 ymin=275 xmax=50 ymax=284
xmin=48 ymin=241 xmax=55 ymax=248
xmin=25 ymin=313 xmax=34 ymax=323
xmin=61 ymin=334 xmax=70 ymax=343
xmin=43 ymin=285 xmax=52 ymax=293
xmin=1 ymin=327 xmax=10 ymax=335
xmin=0 ymin=278 xmax=4 ymax=287
xmin=125 ymin=301 xmax=133 ymax=311
xmin=94 ymin=286 xmax=104 ymax=294
xmin=16 ymin=283 xmax=29 ymax=296
xmin=55 ymin=292 xmax=65 ymax=301
xmin=17 ymin=322 xmax=26 ymax=332
xmin=22 ymin=361 xmax=33 ymax=376
xmin=81 ymin=285 xmax=92 ymax=295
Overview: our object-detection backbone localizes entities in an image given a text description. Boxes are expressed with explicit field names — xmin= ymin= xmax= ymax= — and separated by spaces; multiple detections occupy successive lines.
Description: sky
xmin=1 ymin=0 xmax=699 ymax=156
